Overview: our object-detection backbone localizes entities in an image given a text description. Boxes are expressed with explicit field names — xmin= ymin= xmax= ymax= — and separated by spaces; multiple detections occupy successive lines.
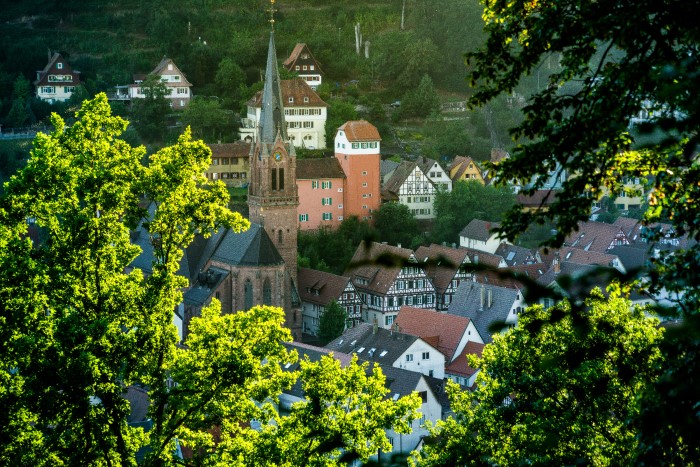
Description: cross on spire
xmin=268 ymin=0 xmax=277 ymax=30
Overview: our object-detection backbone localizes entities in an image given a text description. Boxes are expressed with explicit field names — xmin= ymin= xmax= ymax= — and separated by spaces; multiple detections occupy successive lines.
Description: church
xmin=181 ymin=28 xmax=302 ymax=340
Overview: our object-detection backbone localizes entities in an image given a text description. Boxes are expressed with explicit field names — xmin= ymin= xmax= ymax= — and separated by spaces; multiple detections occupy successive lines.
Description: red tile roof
xmin=415 ymin=244 xmax=471 ymax=294
xmin=345 ymin=242 xmax=415 ymax=295
xmin=445 ymin=341 xmax=484 ymax=378
xmin=247 ymin=78 xmax=328 ymax=107
xmin=338 ymin=120 xmax=381 ymax=142
xmin=298 ymin=268 xmax=353 ymax=306
xmin=208 ymin=141 xmax=252 ymax=159
xmin=395 ymin=306 xmax=471 ymax=361
xmin=297 ymin=157 xmax=346 ymax=180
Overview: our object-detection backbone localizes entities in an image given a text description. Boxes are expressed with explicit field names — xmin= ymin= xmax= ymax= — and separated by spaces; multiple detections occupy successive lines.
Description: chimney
xmin=553 ymin=251 xmax=561 ymax=274
xmin=373 ymin=318 xmax=378 ymax=334
xmin=480 ymin=285 xmax=485 ymax=311
xmin=487 ymin=288 xmax=493 ymax=308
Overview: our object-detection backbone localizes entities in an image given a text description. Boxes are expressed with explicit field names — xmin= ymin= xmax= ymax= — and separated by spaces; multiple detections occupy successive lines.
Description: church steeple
xmin=259 ymin=31 xmax=287 ymax=144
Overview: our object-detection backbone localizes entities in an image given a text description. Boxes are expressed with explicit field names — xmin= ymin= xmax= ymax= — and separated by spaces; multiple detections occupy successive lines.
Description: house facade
xmin=382 ymin=161 xmax=438 ymax=219
xmin=205 ymin=141 xmax=251 ymax=187
xmin=414 ymin=244 xmax=475 ymax=310
xmin=449 ymin=156 xmax=484 ymax=184
xmin=283 ymin=43 xmax=324 ymax=90
xmin=417 ymin=156 xmax=452 ymax=192
xmin=112 ymin=57 xmax=192 ymax=109
xmin=34 ymin=53 xmax=82 ymax=103
xmin=334 ymin=120 xmax=382 ymax=222
xmin=241 ymin=78 xmax=328 ymax=149
xmin=298 ymin=267 xmax=363 ymax=334
xmin=459 ymin=219 xmax=506 ymax=254
xmin=345 ymin=242 xmax=436 ymax=329
xmin=296 ymin=158 xmax=346 ymax=230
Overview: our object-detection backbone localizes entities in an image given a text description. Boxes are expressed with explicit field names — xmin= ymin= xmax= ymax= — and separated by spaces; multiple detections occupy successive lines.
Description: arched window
xmin=263 ymin=278 xmax=272 ymax=306
xmin=279 ymin=168 xmax=285 ymax=190
xmin=278 ymin=229 xmax=283 ymax=243
xmin=244 ymin=279 xmax=253 ymax=311
xmin=271 ymin=168 xmax=278 ymax=190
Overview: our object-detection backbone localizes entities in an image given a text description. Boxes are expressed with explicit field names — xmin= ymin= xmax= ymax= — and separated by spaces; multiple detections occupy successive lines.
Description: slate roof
xmin=495 ymin=243 xmax=539 ymax=267
xmin=535 ymin=261 xmax=612 ymax=299
xmin=459 ymin=219 xmax=501 ymax=243
xmin=208 ymin=141 xmax=252 ymax=159
xmin=296 ymin=157 xmax=346 ymax=180
xmin=345 ymin=242 xmax=417 ymax=295
xmin=445 ymin=341 xmax=484 ymax=380
xmin=559 ymin=247 xmax=621 ymax=270
xmin=447 ymin=282 xmax=519 ymax=344
xmin=607 ymin=244 xmax=652 ymax=272
xmin=34 ymin=52 xmax=82 ymax=87
xmin=414 ymin=244 xmax=471 ymax=295
xmin=564 ymin=221 xmax=629 ymax=253
xmin=247 ymin=78 xmax=329 ymax=109
xmin=208 ymin=223 xmax=284 ymax=267
xmin=395 ymin=306 xmax=474 ymax=361
xmin=338 ymin=120 xmax=382 ymax=142
xmin=183 ymin=266 xmax=230 ymax=306
xmin=460 ymin=247 xmax=507 ymax=269
xmin=298 ymin=268 xmax=353 ymax=306
xmin=325 ymin=322 xmax=424 ymax=366
xmin=381 ymin=159 xmax=400 ymax=179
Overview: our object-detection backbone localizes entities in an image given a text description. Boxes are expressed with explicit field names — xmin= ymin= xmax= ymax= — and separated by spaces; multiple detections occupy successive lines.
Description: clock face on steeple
xmin=274 ymin=151 xmax=283 ymax=162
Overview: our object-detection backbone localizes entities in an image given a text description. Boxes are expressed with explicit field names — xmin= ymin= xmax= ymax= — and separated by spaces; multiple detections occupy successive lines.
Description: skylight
xmin=379 ymin=350 xmax=388 ymax=358
xmin=357 ymin=347 xmax=365 ymax=353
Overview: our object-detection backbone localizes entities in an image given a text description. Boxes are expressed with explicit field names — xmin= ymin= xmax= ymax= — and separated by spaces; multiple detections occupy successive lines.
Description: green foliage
xmin=180 ymin=96 xmax=237 ymax=143
xmin=419 ymin=289 xmax=664 ymax=466
xmin=243 ymin=355 xmax=421 ymax=466
xmin=317 ymin=300 xmax=347 ymax=346
xmin=374 ymin=202 xmax=420 ymax=249
xmin=214 ymin=57 xmax=246 ymax=110
xmin=465 ymin=0 xmax=700 ymax=460
xmin=432 ymin=180 xmax=515 ymax=245
xmin=132 ymin=74 xmax=171 ymax=143
xmin=324 ymin=99 xmax=358 ymax=148
xmin=401 ymin=74 xmax=439 ymax=119
xmin=5 ymin=98 xmax=29 ymax=128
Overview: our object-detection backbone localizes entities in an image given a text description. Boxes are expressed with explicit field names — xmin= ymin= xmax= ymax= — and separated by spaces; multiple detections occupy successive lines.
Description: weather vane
xmin=268 ymin=0 xmax=277 ymax=30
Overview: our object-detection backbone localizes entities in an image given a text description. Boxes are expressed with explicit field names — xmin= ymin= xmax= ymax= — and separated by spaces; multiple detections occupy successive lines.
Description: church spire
xmin=259 ymin=26 xmax=286 ymax=144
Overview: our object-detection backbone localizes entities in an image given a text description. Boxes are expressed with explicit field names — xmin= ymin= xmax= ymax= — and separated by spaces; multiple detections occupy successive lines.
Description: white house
xmin=241 ymin=78 xmax=328 ymax=149
xmin=459 ymin=219 xmax=506 ymax=254
xmin=34 ymin=52 xmax=82 ymax=103
xmin=417 ymin=156 xmax=452 ymax=192
xmin=112 ymin=57 xmax=192 ymax=109
xmin=382 ymin=161 xmax=438 ymax=220
xmin=283 ymin=43 xmax=324 ymax=91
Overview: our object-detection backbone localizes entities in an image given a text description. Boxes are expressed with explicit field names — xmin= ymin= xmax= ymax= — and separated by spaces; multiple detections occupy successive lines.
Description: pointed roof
xmin=210 ymin=223 xmax=284 ymax=266
xmin=282 ymin=43 xmax=325 ymax=75
xmin=260 ymin=31 xmax=287 ymax=143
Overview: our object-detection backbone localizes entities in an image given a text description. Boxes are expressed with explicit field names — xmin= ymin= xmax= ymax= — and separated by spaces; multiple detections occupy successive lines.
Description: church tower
xmin=248 ymin=21 xmax=301 ymax=336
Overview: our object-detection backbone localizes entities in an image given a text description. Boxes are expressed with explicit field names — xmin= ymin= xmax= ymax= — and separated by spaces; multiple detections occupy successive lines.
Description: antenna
xmin=268 ymin=0 xmax=277 ymax=30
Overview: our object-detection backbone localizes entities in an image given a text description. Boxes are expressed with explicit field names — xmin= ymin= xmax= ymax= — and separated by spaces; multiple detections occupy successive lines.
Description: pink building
xmin=297 ymin=158 xmax=346 ymax=230
xmin=334 ymin=120 xmax=382 ymax=222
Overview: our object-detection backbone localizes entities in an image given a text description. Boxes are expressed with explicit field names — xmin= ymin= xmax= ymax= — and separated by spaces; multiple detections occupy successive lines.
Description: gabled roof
xmin=150 ymin=57 xmax=192 ymax=85
xmin=381 ymin=159 xmax=400 ymax=178
xmin=459 ymin=219 xmax=501 ymax=243
xmin=383 ymin=161 xmax=426 ymax=196
xmin=247 ymin=78 xmax=329 ymax=108
xmin=559 ymin=246 xmax=621 ymax=269
xmin=208 ymin=141 xmax=252 ymax=159
xmin=345 ymin=242 xmax=419 ymax=295
xmin=445 ymin=341 xmax=484 ymax=381
xmin=415 ymin=156 xmax=443 ymax=177
xmin=460 ymin=247 xmax=507 ymax=269
xmin=296 ymin=157 xmax=346 ymax=180
xmin=564 ymin=221 xmax=629 ymax=253
xmin=395 ymin=306 xmax=474 ymax=361
xmin=447 ymin=282 xmax=520 ymax=343
xmin=607 ymin=244 xmax=652 ymax=271
xmin=282 ymin=43 xmax=324 ymax=74
xmin=495 ymin=243 xmax=539 ymax=267
xmin=516 ymin=189 xmax=559 ymax=209
xmin=449 ymin=156 xmax=482 ymax=181
xmin=535 ymin=261 xmax=611 ymax=299
xmin=414 ymin=244 xmax=471 ymax=295
xmin=209 ymin=223 xmax=284 ymax=266
xmin=34 ymin=52 xmax=82 ymax=86
xmin=325 ymin=322 xmax=426 ymax=366
xmin=337 ymin=120 xmax=382 ymax=142
xmin=298 ymin=267 xmax=353 ymax=306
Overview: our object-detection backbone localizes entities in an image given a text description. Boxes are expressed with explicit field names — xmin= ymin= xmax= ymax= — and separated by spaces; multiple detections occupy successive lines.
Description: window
xmin=418 ymin=391 xmax=428 ymax=403
xmin=405 ymin=354 xmax=414 ymax=362
xmin=362 ymin=182 xmax=368 ymax=187
xmin=57 ymin=62 xmax=63 ymax=69
xmin=312 ymin=180 xmax=319 ymax=189
xmin=338 ymin=204 xmax=343 ymax=208
xmin=321 ymin=197 xmax=332 ymax=205
xmin=338 ymin=216 xmax=344 ymax=221
xmin=244 ymin=279 xmax=253 ymax=311
xmin=271 ymin=168 xmax=277 ymax=190
xmin=295 ymin=65 xmax=300 ymax=70
xmin=310 ymin=65 xmax=315 ymax=70
xmin=422 ymin=351 xmax=430 ymax=360
xmin=352 ymin=143 xmax=359 ymax=149
xmin=299 ymin=214 xmax=309 ymax=222
xmin=362 ymin=171 xmax=368 ymax=175
xmin=177 ymin=88 xmax=187 ymax=94
xmin=303 ymin=121 xmax=313 ymax=128
xmin=321 ymin=181 xmax=332 ymax=189
xmin=304 ymin=96 xmax=309 ymax=103
xmin=288 ymin=97 xmax=294 ymax=103
xmin=322 ymin=212 xmax=333 ymax=221
xmin=385 ymin=315 xmax=395 ymax=326
xmin=41 ymin=86 xmax=55 ymax=93
xmin=263 ymin=278 xmax=272 ymax=305
xmin=303 ymin=65 xmax=308 ymax=70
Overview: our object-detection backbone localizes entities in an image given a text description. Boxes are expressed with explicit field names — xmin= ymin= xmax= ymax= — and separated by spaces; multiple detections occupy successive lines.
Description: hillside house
xmin=205 ymin=141 xmax=251 ymax=187
xmin=449 ymin=156 xmax=484 ymax=184
xmin=381 ymin=161 xmax=438 ymax=219
xmin=283 ymin=43 xmax=324 ymax=90
xmin=417 ymin=156 xmax=452 ymax=192
xmin=241 ymin=78 xmax=328 ymax=148
xmin=112 ymin=57 xmax=192 ymax=109
xmin=34 ymin=52 xmax=82 ymax=103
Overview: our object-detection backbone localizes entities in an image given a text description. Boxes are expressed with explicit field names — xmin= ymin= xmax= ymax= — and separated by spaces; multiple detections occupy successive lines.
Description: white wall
xmin=394 ymin=340 xmax=445 ymax=379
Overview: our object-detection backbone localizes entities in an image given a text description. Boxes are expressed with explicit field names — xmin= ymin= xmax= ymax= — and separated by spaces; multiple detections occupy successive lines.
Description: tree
xmin=317 ymin=300 xmax=347 ymax=345
xmin=419 ymin=289 xmax=664 ymax=466
xmin=401 ymin=74 xmax=439 ymax=119
xmin=180 ymin=96 xmax=236 ymax=143
xmin=132 ymin=74 xmax=171 ymax=143
xmin=325 ymin=99 xmax=358 ymax=145
xmin=431 ymin=180 xmax=515 ymax=245
xmin=214 ymin=58 xmax=246 ymax=109
xmin=465 ymin=0 xmax=700 ymax=460
xmin=374 ymin=202 xmax=419 ymax=248
xmin=241 ymin=355 xmax=420 ymax=466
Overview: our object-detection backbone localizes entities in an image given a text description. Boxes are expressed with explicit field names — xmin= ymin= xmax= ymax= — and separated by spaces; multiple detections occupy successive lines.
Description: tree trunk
xmin=401 ymin=0 xmax=406 ymax=30
xmin=355 ymin=23 xmax=361 ymax=55
xmin=364 ymin=41 xmax=370 ymax=59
